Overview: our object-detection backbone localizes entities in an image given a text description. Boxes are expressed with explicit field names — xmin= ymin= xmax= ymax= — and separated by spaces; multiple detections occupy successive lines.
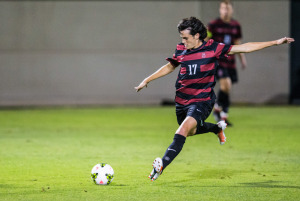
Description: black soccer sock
xmin=223 ymin=92 xmax=230 ymax=113
xmin=162 ymin=134 xmax=186 ymax=170
xmin=218 ymin=90 xmax=230 ymax=113
xmin=195 ymin=122 xmax=220 ymax=135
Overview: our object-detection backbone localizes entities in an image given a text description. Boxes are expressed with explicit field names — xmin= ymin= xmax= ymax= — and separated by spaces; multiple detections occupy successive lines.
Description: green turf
xmin=0 ymin=106 xmax=299 ymax=201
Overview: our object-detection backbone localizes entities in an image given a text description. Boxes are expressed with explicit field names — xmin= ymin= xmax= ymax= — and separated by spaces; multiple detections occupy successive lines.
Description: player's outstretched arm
xmin=229 ymin=37 xmax=295 ymax=55
xmin=135 ymin=62 xmax=176 ymax=92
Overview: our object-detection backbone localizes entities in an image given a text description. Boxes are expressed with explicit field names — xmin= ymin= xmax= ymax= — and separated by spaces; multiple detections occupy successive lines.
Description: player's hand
xmin=135 ymin=81 xmax=148 ymax=92
xmin=276 ymin=37 xmax=295 ymax=45
xmin=241 ymin=61 xmax=247 ymax=70
xmin=242 ymin=64 xmax=247 ymax=70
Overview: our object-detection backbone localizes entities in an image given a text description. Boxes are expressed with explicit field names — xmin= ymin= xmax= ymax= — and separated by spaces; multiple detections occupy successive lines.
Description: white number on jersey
xmin=188 ymin=64 xmax=197 ymax=75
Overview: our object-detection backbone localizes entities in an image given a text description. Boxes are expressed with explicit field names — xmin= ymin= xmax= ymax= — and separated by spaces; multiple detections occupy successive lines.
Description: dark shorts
xmin=216 ymin=66 xmax=238 ymax=84
xmin=176 ymin=100 xmax=215 ymax=127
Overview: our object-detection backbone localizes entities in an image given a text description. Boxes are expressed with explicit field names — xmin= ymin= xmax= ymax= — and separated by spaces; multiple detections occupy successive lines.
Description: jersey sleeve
xmin=236 ymin=24 xmax=242 ymax=40
xmin=215 ymin=42 xmax=232 ymax=59
xmin=166 ymin=43 xmax=185 ymax=67
xmin=233 ymin=21 xmax=242 ymax=41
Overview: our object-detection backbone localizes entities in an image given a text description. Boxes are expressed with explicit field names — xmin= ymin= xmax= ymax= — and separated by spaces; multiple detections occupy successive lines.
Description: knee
xmin=220 ymin=80 xmax=231 ymax=93
xmin=176 ymin=118 xmax=197 ymax=137
xmin=176 ymin=126 xmax=190 ymax=137
xmin=176 ymin=122 xmax=197 ymax=137
xmin=187 ymin=127 xmax=197 ymax=137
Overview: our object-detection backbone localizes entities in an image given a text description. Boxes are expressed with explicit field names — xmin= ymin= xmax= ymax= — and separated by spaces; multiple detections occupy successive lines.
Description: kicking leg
xmin=149 ymin=117 xmax=196 ymax=181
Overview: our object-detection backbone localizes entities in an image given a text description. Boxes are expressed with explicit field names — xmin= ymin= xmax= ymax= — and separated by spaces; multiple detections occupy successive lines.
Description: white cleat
xmin=148 ymin=157 xmax=163 ymax=181
xmin=217 ymin=120 xmax=227 ymax=145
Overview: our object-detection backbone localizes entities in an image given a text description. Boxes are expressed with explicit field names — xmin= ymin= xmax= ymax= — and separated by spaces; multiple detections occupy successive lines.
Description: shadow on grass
xmin=239 ymin=180 xmax=300 ymax=189
xmin=160 ymin=169 xmax=300 ymax=190
xmin=167 ymin=180 xmax=300 ymax=190
xmin=110 ymin=184 xmax=128 ymax=187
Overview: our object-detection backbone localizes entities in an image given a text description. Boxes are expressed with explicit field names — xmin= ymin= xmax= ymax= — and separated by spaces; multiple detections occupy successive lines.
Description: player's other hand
xmin=241 ymin=60 xmax=247 ymax=70
xmin=135 ymin=81 xmax=148 ymax=92
xmin=242 ymin=63 xmax=247 ymax=70
xmin=276 ymin=37 xmax=295 ymax=45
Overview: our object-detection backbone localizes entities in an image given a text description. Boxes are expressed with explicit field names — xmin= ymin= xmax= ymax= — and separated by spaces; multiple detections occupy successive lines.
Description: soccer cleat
xmin=217 ymin=120 xmax=227 ymax=145
xmin=148 ymin=157 xmax=163 ymax=181
xmin=148 ymin=169 xmax=160 ymax=181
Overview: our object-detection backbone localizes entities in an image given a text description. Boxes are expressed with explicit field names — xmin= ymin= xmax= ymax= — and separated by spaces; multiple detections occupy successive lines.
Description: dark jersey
xmin=207 ymin=18 xmax=242 ymax=69
xmin=167 ymin=39 xmax=232 ymax=105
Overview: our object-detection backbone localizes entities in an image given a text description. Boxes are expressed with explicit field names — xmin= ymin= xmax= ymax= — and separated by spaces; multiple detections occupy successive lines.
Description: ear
xmin=194 ymin=33 xmax=200 ymax=40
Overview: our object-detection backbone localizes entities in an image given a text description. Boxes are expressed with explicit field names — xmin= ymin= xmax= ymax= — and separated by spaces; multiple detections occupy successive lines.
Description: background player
xmin=135 ymin=16 xmax=294 ymax=181
xmin=207 ymin=0 xmax=247 ymax=126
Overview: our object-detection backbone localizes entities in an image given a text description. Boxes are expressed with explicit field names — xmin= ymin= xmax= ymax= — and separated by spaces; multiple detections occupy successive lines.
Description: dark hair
xmin=221 ymin=0 xmax=233 ymax=6
xmin=177 ymin=17 xmax=207 ymax=40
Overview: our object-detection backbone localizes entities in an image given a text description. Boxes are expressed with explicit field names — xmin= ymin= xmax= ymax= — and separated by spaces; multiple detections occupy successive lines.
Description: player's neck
xmin=192 ymin=40 xmax=203 ymax=50
xmin=220 ymin=16 xmax=231 ymax=23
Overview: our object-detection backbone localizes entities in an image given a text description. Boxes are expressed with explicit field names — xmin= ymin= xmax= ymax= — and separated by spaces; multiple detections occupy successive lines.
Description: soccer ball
xmin=91 ymin=163 xmax=114 ymax=185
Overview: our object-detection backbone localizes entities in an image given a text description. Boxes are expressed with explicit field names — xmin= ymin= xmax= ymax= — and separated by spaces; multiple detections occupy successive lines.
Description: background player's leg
xmin=219 ymin=77 xmax=231 ymax=111
xmin=214 ymin=68 xmax=231 ymax=122
xmin=218 ymin=77 xmax=232 ymax=125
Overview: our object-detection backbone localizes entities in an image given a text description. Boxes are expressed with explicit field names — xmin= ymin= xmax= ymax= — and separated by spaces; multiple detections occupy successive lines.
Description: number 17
xmin=188 ymin=64 xmax=197 ymax=75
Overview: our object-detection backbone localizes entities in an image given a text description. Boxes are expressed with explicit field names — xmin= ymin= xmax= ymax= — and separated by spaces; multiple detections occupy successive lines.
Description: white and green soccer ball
xmin=91 ymin=163 xmax=114 ymax=185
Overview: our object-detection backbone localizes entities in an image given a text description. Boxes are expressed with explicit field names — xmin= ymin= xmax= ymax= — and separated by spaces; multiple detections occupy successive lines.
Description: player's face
xmin=180 ymin=29 xmax=200 ymax=50
xmin=219 ymin=3 xmax=233 ymax=21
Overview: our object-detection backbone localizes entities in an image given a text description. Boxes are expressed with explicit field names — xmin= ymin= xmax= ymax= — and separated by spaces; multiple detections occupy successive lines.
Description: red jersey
xmin=167 ymin=39 xmax=232 ymax=105
xmin=207 ymin=18 xmax=242 ymax=69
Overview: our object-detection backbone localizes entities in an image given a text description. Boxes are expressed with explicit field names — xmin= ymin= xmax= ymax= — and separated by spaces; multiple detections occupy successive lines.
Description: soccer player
xmin=135 ymin=17 xmax=294 ymax=181
xmin=207 ymin=0 xmax=247 ymax=126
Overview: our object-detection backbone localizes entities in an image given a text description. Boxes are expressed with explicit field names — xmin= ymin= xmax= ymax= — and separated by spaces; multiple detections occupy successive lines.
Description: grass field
xmin=0 ymin=106 xmax=299 ymax=201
